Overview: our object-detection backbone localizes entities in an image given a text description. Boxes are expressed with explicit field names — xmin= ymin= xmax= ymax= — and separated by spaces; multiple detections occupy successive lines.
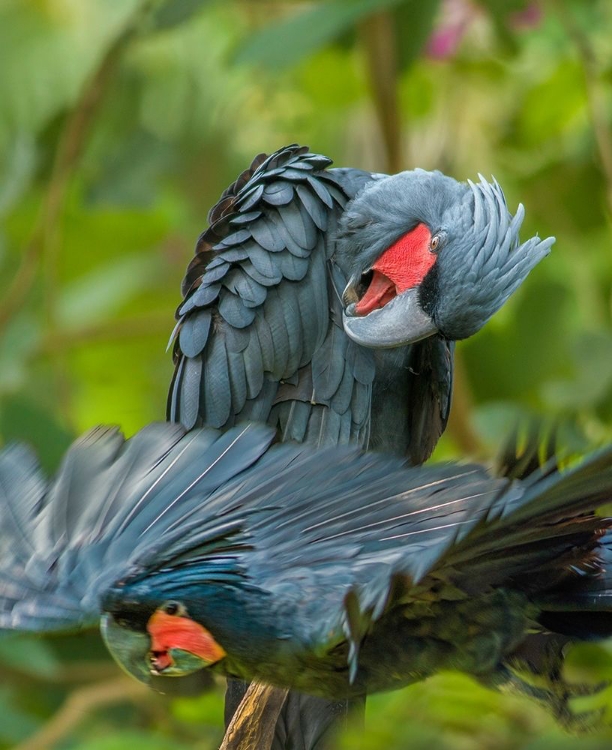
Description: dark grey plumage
xmin=3 ymin=423 xmax=612 ymax=733
xmin=168 ymin=145 xmax=460 ymax=466
xmin=165 ymin=145 xmax=554 ymax=747
xmin=0 ymin=424 xmax=271 ymax=633
xmin=335 ymin=168 xmax=472 ymax=280
xmin=169 ymin=146 xmax=552 ymax=465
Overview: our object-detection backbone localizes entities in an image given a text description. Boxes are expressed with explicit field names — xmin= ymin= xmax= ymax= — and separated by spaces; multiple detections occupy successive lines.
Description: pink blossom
xmin=509 ymin=3 xmax=543 ymax=30
xmin=425 ymin=0 xmax=478 ymax=60
xmin=425 ymin=0 xmax=544 ymax=60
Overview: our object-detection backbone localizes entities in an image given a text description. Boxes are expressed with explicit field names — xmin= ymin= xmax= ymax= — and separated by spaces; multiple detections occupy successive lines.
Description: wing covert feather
xmin=169 ymin=146 xmax=351 ymax=433
xmin=0 ymin=423 xmax=275 ymax=633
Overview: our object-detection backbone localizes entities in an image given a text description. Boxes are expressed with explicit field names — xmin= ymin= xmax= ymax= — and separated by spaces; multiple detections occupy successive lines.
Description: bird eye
xmin=162 ymin=601 xmax=186 ymax=617
xmin=430 ymin=234 xmax=441 ymax=252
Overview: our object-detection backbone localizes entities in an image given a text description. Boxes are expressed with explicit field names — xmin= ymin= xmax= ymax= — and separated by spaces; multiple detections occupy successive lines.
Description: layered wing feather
xmin=0 ymin=423 xmax=276 ymax=632
xmin=3 ymin=423 xmax=612 ymax=679
xmin=101 ymin=434 xmax=612 ymax=662
xmin=168 ymin=145 xmax=377 ymax=447
xmin=227 ymin=443 xmax=612 ymax=674
xmin=168 ymin=146 xmax=457 ymax=458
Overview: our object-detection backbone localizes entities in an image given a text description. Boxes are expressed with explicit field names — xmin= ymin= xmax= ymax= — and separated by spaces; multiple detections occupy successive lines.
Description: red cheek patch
xmin=147 ymin=610 xmax=226 ymax=665
xmin=355 ymin=223 xmax=435 ymax=316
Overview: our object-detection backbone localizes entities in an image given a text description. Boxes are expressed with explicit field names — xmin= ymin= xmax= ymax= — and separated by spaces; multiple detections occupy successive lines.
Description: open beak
xmin=342 ymin=285 xmax=438 ymax=348
xmin=101 ymin=610 xmax=222 ymax=684
xmin=149 ymin=648 xmax=208 ymax=676
xmin=101 ymin=614 xmax=214 ymax=694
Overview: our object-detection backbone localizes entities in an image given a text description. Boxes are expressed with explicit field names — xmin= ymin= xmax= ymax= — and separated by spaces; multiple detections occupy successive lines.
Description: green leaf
xmin=393 ymin=0 xmax=441 ymax=71
xmin=541 ymin=330 xmax=612 ymax=411
xmin=0 ymin=314 xmax=41 ymax=394
xmin=148 ymin=0 xmax=210 ymax=31
xmin=473 ymin=401 xmax=532 ymax=452
xmin=171 ymin=689 xmax=225 ymax=725
xmin=518 ymin=60 xmax=586 ymax=147
xmin=0 ymin=395 xmax=74 ymax=473
xmin=463 ymin=279 xmax=574 ymax=404
xmin=234 ymin=0 xmax=407 ymax=70
xmin=0 ymin=635 xmax=60 ymax=679
xmin=58 ymin=254 xmax=163 ymax=328
xmin=74 ymin=730 xmax=192 ymax=750
xmin=297 ymin=47 xmax=365 ymax=110
xmin=474 ymin=0 xmax=531 ymax=54
xmin=0 ymin=0 xmax=134 ymax=149
xmin=0 ymin=686 xmax=41 ymax=743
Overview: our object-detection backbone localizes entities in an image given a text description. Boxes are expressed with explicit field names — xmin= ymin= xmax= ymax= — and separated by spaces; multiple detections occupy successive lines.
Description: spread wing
xmin=167 ymin=145 xmax=376 ymax=447
xmin=122 ymin=433 xmax=608 ymax=670
xmin=241 ymin=444 xmax=612 ymax=670
xmin=3 ymin=419 xmax=610 ymax=678
xmin=0 ymin=421 xmax=497 ymax=636
xmin=0 ymin=423 xmax=276 ymax=633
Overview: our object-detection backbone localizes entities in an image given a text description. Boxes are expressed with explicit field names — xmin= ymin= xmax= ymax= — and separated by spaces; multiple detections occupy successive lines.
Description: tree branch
xmin=219 ymin=682 xmax=289 ymax=750
xmin=14 ymin=676 xmax=151 ymax=750
xmin=359 ymin=11 xmax=404 ymax=173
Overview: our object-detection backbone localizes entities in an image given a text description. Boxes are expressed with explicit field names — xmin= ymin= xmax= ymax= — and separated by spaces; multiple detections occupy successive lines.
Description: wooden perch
xmin=220 ymin=681 xmax=289 ymax=750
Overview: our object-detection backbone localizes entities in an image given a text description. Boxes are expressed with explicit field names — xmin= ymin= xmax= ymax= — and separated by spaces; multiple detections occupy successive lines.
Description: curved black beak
xmin=342 ymin=287 xmax=438 ymax=348
xmin=100 ymin=613 xmax=152 ymax=685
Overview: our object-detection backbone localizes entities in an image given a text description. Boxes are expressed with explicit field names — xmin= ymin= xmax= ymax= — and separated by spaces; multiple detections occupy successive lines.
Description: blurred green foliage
xmin=1 ymin=0 xmax=612 ymax=747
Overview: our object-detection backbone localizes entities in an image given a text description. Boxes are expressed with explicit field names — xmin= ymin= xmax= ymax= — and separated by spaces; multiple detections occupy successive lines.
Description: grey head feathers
xmin=420 ymin=175 xmax=555 ymax=340
xmin=335 ymin=168 xmax=554 ymax=342
xmin=334 ymin=169 xmax=470 ymax=281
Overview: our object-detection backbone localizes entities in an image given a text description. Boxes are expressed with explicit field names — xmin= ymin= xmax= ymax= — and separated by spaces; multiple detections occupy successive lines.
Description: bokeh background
xmin=1 ymin=0 xmax=612 ymax=748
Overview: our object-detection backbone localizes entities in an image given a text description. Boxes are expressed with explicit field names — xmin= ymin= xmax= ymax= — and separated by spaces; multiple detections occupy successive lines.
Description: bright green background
xmin=2 ymin=1 xmax=612 ymax=748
